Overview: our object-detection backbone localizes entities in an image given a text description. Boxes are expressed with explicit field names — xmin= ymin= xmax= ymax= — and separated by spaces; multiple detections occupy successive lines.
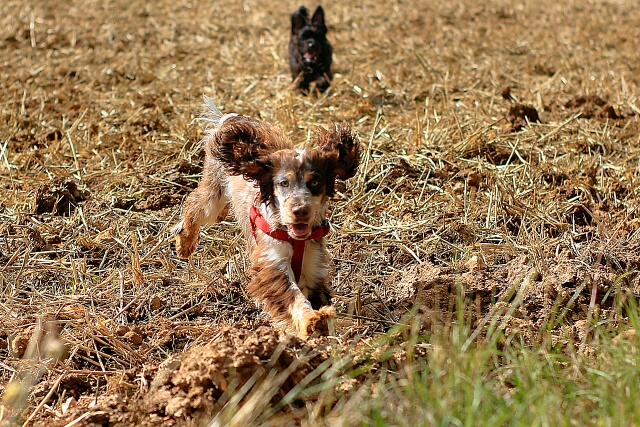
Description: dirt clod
xmin=124 ymin=330 xmax=143 ymax=346
xmin=500 ymin=85 xmax=513 ymax=100
xmin=133 ymin=193 xmax=179 ymax=211
xmin=34 ymin=178 xmax=88 ymax=216
xmin=11 ymin=330 xmax=32 ymax=358
xmin=145 ymin=327 xmax=326 ymax=420
xmin=150 ymin=295 xmax=162 ymax=310
xmin=115 ymin=325 xmax=130 ymax=336
xmin=176 ymin=159 xmax=202 ymax=175
xmin=565 ymin=95 xmax=622 ymax=119
xmin=565 ymin=95 xmax=607 ymax=109
xmin=53 ymin=326 xmax=329 ymax=426
xmin=597 ymin=104 xmax=620 ymax=119
xmin=507 ymin=103 xmax=541 ymax=130
xmin=113 ymin=197 xmax=136 ymax=210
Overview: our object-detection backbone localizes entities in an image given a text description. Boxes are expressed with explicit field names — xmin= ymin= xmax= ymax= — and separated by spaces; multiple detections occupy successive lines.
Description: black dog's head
xmin=291 ymin=6 xmax=327 ymax=70
xmin=289 ymin=6 xmax=332 ymax=93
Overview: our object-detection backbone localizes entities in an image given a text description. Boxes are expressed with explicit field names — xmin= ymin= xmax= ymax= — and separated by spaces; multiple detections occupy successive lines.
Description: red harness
xmin=249 ymin=205 xmax=330 ymax=283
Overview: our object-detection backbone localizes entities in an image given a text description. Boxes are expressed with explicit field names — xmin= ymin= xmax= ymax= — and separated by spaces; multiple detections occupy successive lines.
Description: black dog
xmin=288 ymin=6 xmax=332 ymax=94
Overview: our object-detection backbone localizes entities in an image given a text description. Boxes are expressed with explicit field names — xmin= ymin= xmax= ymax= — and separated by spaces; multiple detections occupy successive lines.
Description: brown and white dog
xmin=174 ymin=97 xmax=360 ymax=338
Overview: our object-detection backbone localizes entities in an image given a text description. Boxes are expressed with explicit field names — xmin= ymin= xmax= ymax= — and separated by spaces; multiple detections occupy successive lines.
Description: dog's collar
xmin=249 ymin=205 xmax=330 ymax=283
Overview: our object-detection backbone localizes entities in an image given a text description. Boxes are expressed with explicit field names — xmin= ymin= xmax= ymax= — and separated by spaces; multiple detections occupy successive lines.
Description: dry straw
xmin=1 ymin=0 xmax=640 ymax=424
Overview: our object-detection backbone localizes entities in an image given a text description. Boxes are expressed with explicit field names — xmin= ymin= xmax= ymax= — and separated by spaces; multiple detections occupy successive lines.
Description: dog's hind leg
xmin=174 ymin=160 xmax=228 ymax=258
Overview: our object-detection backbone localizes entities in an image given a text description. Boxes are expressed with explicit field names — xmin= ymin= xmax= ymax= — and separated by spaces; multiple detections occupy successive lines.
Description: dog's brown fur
xmin=174 ymin=98 xmax=360 ymax=338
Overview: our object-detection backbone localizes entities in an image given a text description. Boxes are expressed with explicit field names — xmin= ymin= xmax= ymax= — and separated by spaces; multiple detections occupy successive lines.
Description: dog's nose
xmin=292 ymin=205 xmax=310 ymax=219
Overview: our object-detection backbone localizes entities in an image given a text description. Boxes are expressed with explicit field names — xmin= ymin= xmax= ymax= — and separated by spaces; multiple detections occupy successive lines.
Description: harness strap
xmin=249 ymin=205 xmax=330 ymax=283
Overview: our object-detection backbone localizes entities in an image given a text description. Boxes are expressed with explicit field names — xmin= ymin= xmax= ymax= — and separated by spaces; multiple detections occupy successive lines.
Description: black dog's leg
xmin=315 ymin=76 xmax=330 ymax=93
xmin=298 ymin=78 xmax=311 ymax=95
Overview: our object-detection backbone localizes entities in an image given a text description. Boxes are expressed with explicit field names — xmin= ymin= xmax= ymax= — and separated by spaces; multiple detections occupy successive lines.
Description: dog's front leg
xmin=315 ymin=76 xmax=330 ymax=93
xmin=297 ymin=78 xmax=312 ymax=95
xmin=248 ymin=254 xmax=333 ymax=338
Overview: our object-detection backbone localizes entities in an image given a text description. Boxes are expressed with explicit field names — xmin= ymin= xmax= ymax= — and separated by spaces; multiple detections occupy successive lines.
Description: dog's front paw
xmin=298 ymin=306 xmax=335 ymax=339
xmin=316 ymin=77 xmax=330 ymax=93
xmin=173 ymin=221 xmax=198 ymax=259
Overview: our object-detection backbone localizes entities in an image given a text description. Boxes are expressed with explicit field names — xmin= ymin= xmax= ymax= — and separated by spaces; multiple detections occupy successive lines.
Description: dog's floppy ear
xmin=213 ymin=115 xmax=277 ymax=184
xmin=214 ymin=116 xmax=284 ymax=203
xmin=316 ymin=125 xmax=361 ymax=181
xmin=311 ymin=6 xmax=326 ymax=32
xmin=291 ymin=6 xmax=309 ymax=34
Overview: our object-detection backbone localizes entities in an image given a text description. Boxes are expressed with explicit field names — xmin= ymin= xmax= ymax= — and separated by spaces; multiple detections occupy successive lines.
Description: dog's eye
xmin=279 ymin=180 xmax=289 ymax=187
xmin=309 ymin=179 xmax=319 ymax=187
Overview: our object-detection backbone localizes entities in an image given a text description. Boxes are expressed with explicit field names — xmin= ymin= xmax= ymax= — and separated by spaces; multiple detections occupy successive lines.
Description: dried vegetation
xmin=1 ymin=0 xmax=640 ymax=425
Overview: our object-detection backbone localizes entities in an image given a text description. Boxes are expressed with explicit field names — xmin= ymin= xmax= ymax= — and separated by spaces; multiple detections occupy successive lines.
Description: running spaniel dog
xmin=288 ymin=5 xmax=333 ymax=94
xmin=174 ymin=97 xmax=360 ymax=338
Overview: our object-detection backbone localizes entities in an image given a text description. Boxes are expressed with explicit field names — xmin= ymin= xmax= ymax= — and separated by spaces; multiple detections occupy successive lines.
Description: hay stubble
xmin=1 ymin=0 xmax=640 ymax=425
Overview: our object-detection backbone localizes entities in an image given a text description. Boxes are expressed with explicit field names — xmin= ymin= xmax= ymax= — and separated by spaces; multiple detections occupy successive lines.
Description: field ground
xmin=2 ymin=0 xmax=640 ymax=425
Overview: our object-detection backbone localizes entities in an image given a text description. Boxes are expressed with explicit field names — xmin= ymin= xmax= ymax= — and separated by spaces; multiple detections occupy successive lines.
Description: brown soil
xmin=500 ymin=85 xmax=514 ymax=101
xmin=2 ymin=0 xmax=640 ymax=425
xmin=565 ymin=95 xmax=622 ymax=120
xmin=43 ymin=327 xmax=329 ymax=427
xmin=507 ymin=104 xmax=541 ymax=131
xmin=34 ymin=178 xmax=88 ymax=216
xmin=397 ymin=254 xmax=627 ymax=346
